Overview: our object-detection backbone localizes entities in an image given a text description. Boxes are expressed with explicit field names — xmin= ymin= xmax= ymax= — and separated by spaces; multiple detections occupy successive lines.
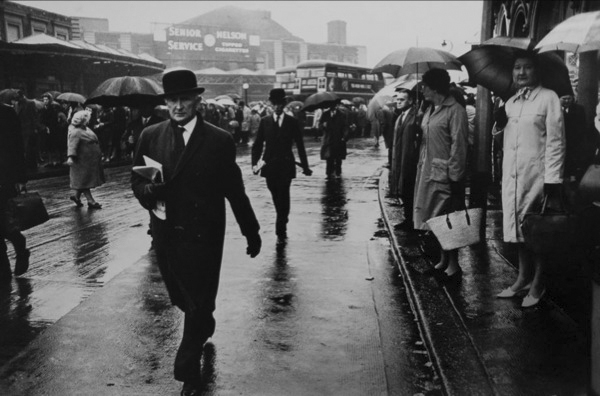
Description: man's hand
xmin=246 ymin=233 xmax=261 ymax=258
xmin=303 ymin=167 xmax=313 ymax=176
xmin=144 ymin=182 xmax=168 ymax=200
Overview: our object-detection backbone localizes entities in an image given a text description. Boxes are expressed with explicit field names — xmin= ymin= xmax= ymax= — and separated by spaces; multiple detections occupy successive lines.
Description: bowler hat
xmin=268 ymin=88 xmax=287 ymax=105
xmin=161 ymin=69 xmax=205 ymax=97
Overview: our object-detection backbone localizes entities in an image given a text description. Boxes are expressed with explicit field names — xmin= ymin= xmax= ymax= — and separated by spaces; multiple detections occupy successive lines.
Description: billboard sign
xmin=166 ymin=24 xmax=260 ymax=56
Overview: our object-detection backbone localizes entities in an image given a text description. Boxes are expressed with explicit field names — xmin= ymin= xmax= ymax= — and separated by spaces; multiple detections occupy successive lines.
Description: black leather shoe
xmin=181 ymin=381 xmax=200 ymax=396
xmin=14 ymin=249 xmax=30 ymax=277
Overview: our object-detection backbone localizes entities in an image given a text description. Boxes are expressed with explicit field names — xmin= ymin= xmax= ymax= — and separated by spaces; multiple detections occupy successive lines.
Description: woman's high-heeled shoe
xmin=88 ymin=202 xmax=102 ymax=209
xmin=70 ymin=195 xmax=83 ymax=207
xmin=521 ymin=288 xmax=546 ymax=308
xmin=496 ymin=282 xmax=532 ymax=298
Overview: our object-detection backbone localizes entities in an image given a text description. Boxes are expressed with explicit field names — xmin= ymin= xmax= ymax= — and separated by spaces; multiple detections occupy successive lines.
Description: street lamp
xmin=242 ymin=82 xmax=249 ymax=104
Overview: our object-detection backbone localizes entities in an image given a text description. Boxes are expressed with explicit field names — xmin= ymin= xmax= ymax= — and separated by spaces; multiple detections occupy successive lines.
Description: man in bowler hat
xmin=251 ymin=88 xmax=312 ymax=240
xmin=131 ymin=68 xmax=262 ymax=396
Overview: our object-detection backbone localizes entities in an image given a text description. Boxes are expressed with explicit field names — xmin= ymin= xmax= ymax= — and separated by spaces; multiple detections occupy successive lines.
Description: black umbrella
xmin=43 ymin=91 xmax=62 ymax=101
xmin=85 ymin=76 xmax=164 ymax=108
xmin=301 ymin=92 xmax=339 ymax=112
xmin=458 ymin=37 xmax=573 ymax=101
xmin=0 ymin=88 xmax=19 ymax=104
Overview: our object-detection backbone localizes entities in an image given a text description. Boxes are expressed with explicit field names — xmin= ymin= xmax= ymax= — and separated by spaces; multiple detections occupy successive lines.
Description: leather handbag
xmin=426 ymin=208 xmax=483 ymax=251
xmin=521 ymin=194 xmax=577 ymax=254
xmin=5 ymin=192 xmax=49 ymax=232
xmin=579 ymin=149 xmax=600 ymax=203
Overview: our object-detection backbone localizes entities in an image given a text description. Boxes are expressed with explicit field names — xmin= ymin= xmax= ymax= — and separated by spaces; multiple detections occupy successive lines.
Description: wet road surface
xmin=0 ymin=138 xmax=441 ymax=395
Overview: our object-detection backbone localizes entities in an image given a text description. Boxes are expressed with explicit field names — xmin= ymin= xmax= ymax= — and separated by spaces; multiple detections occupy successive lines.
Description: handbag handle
xmin=445 ymin=208 xmax=471 ymax=230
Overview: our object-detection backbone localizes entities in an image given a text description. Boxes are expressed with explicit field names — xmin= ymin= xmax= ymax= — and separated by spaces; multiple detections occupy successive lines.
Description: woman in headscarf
xmin=413 ymin=68 xmax=469 ymax=284
xmin=66 ymin=110 xmax=105 ymax=209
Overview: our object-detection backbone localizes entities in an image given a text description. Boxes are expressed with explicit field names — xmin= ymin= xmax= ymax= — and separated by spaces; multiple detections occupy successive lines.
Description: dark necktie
xmin=173 ymin=125 xmax=186 ymax=159
xmin=275 ymin=114 xmax=280 ymax=127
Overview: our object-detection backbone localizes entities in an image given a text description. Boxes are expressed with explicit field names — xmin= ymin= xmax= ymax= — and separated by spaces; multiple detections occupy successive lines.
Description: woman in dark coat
xmin=66 ymin=110 xmax=105 ymax=209
xmin=320 ymin=102 xmax=349 ymax=178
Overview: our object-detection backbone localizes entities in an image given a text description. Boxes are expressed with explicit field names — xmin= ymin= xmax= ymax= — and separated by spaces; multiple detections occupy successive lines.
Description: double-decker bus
xmin=273 ymin=65 xmax=297 ymax=97
xmin=290 ymin=60 xmax=385 ymax=102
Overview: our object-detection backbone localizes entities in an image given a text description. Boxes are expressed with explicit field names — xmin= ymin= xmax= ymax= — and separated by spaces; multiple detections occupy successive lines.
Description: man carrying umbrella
xmin=251 ymin=88 xmax=312 ymax=240
xmin=131 ymin=68 xmax=262 ymax=395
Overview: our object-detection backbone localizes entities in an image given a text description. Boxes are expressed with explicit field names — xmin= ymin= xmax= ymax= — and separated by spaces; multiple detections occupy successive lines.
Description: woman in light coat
xmin=496 ymin=54 xmax=565 ymax=308
xmin=66 ymin=110 xmax=105 ymax=209
xmin=413 ymin=68 xmax=468 ymax=283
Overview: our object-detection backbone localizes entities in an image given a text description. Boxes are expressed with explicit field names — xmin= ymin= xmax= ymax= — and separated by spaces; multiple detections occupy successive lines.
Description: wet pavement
xmin=0 ymin=136 xmax=592 ymax=395
xmin=0 ymin=139 xmax=442 ymax=395
xmin=380 ymin=170 xmax=591 ymax=395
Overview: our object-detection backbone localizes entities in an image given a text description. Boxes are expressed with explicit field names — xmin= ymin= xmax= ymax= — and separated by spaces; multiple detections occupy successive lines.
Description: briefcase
xmin=5 ymin=192 xmax=49 ymax=232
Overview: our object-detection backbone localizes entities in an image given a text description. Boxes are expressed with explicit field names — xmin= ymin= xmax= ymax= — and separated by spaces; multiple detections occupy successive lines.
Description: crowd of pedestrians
xmin=1 ymin=56 xmax=599 ymax=394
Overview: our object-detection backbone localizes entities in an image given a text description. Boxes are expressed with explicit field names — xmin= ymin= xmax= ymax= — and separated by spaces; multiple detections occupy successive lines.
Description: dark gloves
xmin=543 ymin=183 xmax=562 ymax=197
xmin=303 ymin=167 xmax=313 ymax=176
xmin=246 ymin=233 xmax=262 ymax=258
xmin=140 ymin=182 xmax=168 ymax=210
xmin=494 ymin=105 xmax=508 ymax=129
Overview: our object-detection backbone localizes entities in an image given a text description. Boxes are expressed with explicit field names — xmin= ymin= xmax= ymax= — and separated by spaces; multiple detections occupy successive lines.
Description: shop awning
xmin=0 ymin=33 xmax=165 ymax=74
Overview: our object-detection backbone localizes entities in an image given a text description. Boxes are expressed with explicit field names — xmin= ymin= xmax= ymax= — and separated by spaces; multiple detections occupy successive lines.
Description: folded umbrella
xmin=301 ymin=92 xmax=339 ymax=112
xmin=85 ymin=76 xmax=164 ymax=108
xmin=372 ymin=47 xmax=462 ymax=78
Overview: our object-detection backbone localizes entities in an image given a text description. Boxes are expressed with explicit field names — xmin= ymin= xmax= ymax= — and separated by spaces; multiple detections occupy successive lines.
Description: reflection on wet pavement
xmin=321 ymin=178 xmax=348 ymax=239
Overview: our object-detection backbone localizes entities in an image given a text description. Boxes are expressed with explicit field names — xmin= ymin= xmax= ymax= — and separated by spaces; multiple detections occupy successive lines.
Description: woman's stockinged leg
xmin=512 ymin=243 xmax=534 ymax=290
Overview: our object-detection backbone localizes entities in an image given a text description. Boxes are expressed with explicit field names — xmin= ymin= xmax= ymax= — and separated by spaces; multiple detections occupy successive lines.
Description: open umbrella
xmin=372 ymin=47 xmax=462 ymax=78
xmin=352 ymin=97 xmax=365 ymax=105
xmin=301 ymin=92 xmax=339 ymax=112
xmin=85 ymin=76 xmax=164 ymax=108
xmin=216 ymin=98 xmax=236 ymax=107
xmin=205 ymin=98 xmax=225 ymax=110
xmin=215 ymin=94 xmax=233 ymax=101
xmin=56 ymin=92 xmax=86 ymax=104
xmin=459 ymin=37 xmax=573 ymax=101
xmin=0 ymin=88 xmax=19 ymax=104
xmin=535 ymin=11 xmax=600 ymax=53
xmin=227 ymin=93 xmax=242 ymax=101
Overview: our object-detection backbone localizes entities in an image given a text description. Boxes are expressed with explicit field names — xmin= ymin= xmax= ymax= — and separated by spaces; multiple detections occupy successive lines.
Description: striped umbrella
xmin=536 ymin=11 xmax=600 ymax=53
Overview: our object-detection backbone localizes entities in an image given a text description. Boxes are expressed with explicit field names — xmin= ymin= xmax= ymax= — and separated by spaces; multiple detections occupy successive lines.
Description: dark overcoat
xmin=251 ymin=113 xmax=309 ymax=179
xmin=319 ymin=109 xmax=348 ymax=160
xmin=390 ymin=107 xmax=421 ymax=197
xmin=131 ymin=114 xmax=259 ymax=315
xmin=0 ymin=104 xmax=25 ymax=186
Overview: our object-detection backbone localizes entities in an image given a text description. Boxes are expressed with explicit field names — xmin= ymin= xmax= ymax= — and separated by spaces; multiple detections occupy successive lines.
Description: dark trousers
xmin=174 ymin=311 xmax=215 ymax=382
xmin=326 ymin=159 xmax=342 ymax=176
xmin=401 ymin=188 xmax=415 ymax=224
xmin=266 ymin=177 xmax=292 ymax=235
xmin=0 ymin=186 xmax=26 ymax=275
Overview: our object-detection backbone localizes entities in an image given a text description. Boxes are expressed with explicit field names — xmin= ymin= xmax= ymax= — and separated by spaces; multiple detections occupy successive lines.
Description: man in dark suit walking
xmin=131 ymin=69 xmax=262 ymax=396
xmin=390 ymin=88 xmax=421 ymax=230
xmin=0 ymin=102 xmax=29 ymax=280
xmin=251 ymin=88 xmax=312 ymax=240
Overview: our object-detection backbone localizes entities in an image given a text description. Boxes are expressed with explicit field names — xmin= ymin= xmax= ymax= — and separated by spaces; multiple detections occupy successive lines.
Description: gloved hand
xmin=303 ymin=167 xmax=313 ymax=176
xmin=543 ymin=183 xmax=562 ymax=197
xmin=450 ymin=181 xmax=465 ymax=211
xmin=140 ymin=182 xmax=168 ymax=210
xmin=246 ymin=233 xmax=262 ymax=258
xmin=494 ymin=105 xmax=508 ymax=129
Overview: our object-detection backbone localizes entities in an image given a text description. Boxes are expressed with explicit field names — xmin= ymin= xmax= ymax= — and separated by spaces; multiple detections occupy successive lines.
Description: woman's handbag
xmin=426 ymin=208 xmax=483 ymax=251
xmin=520 ymin=194 xmax=577 ymax=254
xmin=579 ymin=149 xmax=600 ymax=203
xmin=5 ymin=191 xmax=49 ymax=232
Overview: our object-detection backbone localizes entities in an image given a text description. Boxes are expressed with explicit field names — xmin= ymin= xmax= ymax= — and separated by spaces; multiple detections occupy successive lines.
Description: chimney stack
xmin=327 ymin=20 xmax=346 ymax=45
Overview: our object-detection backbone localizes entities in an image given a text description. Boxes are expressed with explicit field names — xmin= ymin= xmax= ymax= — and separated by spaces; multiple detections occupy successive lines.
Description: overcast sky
xmin=16 ymin=1 xmax=483 ymax=66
